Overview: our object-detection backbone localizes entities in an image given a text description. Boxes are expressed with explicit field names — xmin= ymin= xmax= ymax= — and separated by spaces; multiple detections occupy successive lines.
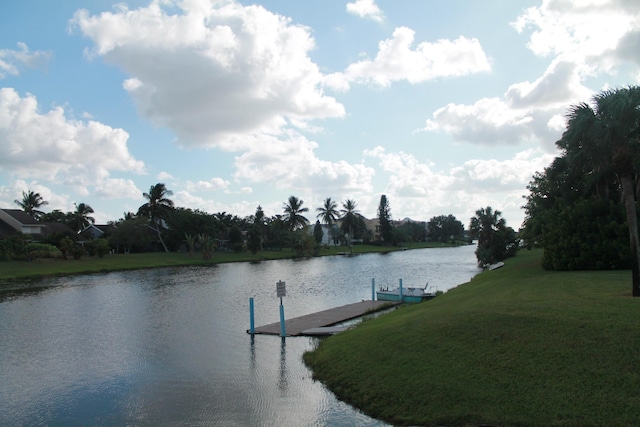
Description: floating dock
xmin=249 ymin=300 xmax=396 ymax=337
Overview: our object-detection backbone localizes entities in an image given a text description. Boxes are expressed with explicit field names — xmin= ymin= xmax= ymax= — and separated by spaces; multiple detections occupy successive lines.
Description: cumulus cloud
xmin=233 ymin=131 xmax=375 ymax=193
xmin=325 ymin=27 xmax=490 ymax=90
xmin=505 ymin=59 xmax=592 ymax=109
xmin=70 ymin=0 xmax=345 ymax=148
xmin=185 ymin=178 xmax=230 ymax=192
xmin=511 ymin=0 xmax=640 ymax=74
xmin=94 ymin=178 xmax=141 ymax=199
xmin=421 ymin=1 xmax=639 ymax=149
xmin=0 ymin=88 xmax=145 ymax=193
xmin=0 ymin=42 xmax=52 ymax=78
xmin=346 ymin=0 xmax=384 ymax=22
xmin=364 ymin=146 xmax=555 ymax=227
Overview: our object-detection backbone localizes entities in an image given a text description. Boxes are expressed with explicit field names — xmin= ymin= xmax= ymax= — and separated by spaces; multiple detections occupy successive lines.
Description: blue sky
xmin=1 ymin=0 xmax=639 ymax=229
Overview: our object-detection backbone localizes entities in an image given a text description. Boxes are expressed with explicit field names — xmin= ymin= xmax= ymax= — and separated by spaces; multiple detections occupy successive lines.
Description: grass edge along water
xmin=304 ymin=249 xmax=640 ymax=427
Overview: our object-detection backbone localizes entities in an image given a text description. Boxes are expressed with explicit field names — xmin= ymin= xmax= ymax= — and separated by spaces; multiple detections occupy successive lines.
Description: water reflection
xmin=0 ymin=245 xmax=479 ymax=426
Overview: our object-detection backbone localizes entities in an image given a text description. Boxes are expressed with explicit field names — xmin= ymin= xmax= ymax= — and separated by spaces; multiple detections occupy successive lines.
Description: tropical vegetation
xmin=3 ymin=182 xmax=486 ymax=264
xmin=522 ymin=85 xmax=640 ymax=295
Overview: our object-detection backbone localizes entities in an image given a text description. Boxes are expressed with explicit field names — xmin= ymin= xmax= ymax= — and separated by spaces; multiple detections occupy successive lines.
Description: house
xmin=78 ymin=224 xmax=114 ymax=240
xmin=0 ymin=209 xmax=79 ymax=243
xmin=0 ymin=209 xmax=47 ymax=240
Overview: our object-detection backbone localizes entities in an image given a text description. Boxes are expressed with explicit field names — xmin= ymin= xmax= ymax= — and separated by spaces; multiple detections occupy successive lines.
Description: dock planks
xmin=250 ymin=300 xmax=396 ymax=336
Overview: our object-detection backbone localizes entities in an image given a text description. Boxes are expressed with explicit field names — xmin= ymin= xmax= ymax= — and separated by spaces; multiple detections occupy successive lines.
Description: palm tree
xmin=71 ymin=202 xmax=95 ymax=232
xmin=138 ymin=183 xmax=174 ymax=252
xmin=14 ymin=190 xmax=48 ymax=220
xmin=283 ymin=195 xmax=309 ymax=231
xmin=340 ymin=199 xmax=359 ymax=251
xmin=469 ymin=206 xmax=513 ymax=267
xmin=316 ymin=197 xmax=339 ymax=228
xmin=557 ymin=86 xmax=640 ymax=296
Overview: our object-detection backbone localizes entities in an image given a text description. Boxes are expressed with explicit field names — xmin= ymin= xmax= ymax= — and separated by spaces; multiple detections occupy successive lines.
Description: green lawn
xmin=0 ymin=242 xmax=457 ymax=282
xmin=304 ymin=249 xmax=640 ymax=427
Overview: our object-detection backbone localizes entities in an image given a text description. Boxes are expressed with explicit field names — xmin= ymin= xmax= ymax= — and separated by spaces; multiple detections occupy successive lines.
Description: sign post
xmin=276 ymin=280 xmax=286 ymax=338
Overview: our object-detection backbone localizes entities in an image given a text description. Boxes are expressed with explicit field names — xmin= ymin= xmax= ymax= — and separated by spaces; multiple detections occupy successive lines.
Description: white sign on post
xmin=276 ymin=280 xmax=286 ymax=298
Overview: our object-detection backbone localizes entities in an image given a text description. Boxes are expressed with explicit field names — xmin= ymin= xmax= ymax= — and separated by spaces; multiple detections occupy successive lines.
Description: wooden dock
xmin=250 ymin=300 xmax=396 ymax=337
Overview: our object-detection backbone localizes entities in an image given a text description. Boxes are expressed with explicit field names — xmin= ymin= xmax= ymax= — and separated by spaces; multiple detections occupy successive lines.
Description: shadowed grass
xmin=304 ymin=249 xmax=640 ymax=426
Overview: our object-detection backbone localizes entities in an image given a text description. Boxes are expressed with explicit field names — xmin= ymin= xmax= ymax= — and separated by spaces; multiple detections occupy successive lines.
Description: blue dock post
xmin=372 ymin=278 xmax=375 ymax=301
xmin=279 ymin=298 xmax=286 ymax=337
xmin=399 ymin=278 xmax=403 ymax=302
xmin=249 ymin=297 xmax=255 ymax=335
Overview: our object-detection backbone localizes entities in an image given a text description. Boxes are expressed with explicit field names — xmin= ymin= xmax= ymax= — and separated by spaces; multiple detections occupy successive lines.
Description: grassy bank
xmin=303 ymin=249 xmax=640 ymax=426
xmin=0 ymin=241 xmax=455 ymax=282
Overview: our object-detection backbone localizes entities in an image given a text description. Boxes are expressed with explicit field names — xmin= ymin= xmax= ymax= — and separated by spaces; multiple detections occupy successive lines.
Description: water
xmin=0 ymin=245 xmax=480 ymax=426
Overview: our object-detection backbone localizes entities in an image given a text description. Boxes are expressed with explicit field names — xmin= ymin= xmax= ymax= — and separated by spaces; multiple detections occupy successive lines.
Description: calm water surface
xmin=0 ymin=245 xmax=480 ymax=426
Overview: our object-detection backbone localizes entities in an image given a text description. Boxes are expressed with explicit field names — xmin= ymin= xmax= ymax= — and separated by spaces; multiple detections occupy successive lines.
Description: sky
xmin=1 ymin=0 xmax=639 ymax=230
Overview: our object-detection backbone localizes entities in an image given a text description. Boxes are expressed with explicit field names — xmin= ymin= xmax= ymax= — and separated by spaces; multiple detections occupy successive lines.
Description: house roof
xmin=2 ymin=209 xmax=40 ymax=225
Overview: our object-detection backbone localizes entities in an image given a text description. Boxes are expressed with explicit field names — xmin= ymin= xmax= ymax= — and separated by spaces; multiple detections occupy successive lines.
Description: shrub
xmin=24 ymin=243 xmax=61 ymax=259
xmin=86 ymin=239 xmax=110 ymax=257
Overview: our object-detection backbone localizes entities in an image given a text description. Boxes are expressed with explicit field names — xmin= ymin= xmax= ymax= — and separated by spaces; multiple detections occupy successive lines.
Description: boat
xmin=488 ymin=261 xmax=504 ymax=271
xmin=376 ymin=283 xmax=436 ymax=303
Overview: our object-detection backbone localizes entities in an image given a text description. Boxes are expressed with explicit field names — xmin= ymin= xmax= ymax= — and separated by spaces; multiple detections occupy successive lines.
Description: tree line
xmin=6 ymin=183 xmax=521 ymax=267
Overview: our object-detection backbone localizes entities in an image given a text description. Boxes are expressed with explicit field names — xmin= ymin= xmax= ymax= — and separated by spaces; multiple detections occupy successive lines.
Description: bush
xmin=86 ymin=239 xmax=110 ymax=257
xmin=24 ymin=243 xmax=61 ymax=259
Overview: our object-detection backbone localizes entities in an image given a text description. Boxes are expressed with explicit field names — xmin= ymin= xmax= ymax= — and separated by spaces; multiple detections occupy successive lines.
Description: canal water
xmin=0 ymin=245 xmax=480 ymax=426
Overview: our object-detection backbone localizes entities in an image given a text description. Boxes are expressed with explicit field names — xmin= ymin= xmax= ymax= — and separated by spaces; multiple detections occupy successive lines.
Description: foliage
xmin=138 ymin=183 xmax=174 ymax=252
xmin=427 ymin=214 xmax=464 ymax=243
xmin=24 ymin=242 xmax=61 ymax=259
xmin=59 ymin=237 xmax=76 ymax=260
xmin=395 ymin=220 xmax=427 ymax=243
xmin=108 ymin=217 xmax=153 ymax=253
xmin=316 ymin=197 xmax=339 ymax=228
xmin=283 ymin=195 xmax=310 ymax=231
xmin=85 ymin=238 xmax=110 ymax=258
xmin=377 ymin=195 xmax=393 ymax=244
xmin=339 ymin=199 xmax=359 ymax=245
xmin=522 ymin=86 xmax=640 ymax=294
xmin=185 ymin=233 xmax=196 ymax=256
xmin=14 ymin=190 xmax=48 ymax=220
xmin=71 ymin=202 xmax=95 ymax=232
xmin=470 ymin=206 xmax=518 ymax=266
xmin=197 ymin=234 xmax=216 ymax=260
xmin=541 ymin=199 xmax=630 ymax=270
xmin=313 ymin=220 xmax=324 ymax=244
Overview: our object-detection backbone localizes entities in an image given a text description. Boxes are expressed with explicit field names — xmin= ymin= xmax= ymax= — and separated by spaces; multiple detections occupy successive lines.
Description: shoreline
xmin=0 ymin=241 xmax=470 ymax=285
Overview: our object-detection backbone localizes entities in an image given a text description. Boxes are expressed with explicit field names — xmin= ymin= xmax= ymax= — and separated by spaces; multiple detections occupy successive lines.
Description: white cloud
xmin=505 ymin=59 xmax=592 ymax=109
xmin=185 ymin=178 xmax=230 ymax=192
xmin=233 ymin=131 xmax=375 ymax=193
xmin=70 ymin=0 xmax=345 ymax=148
xmin=422 ymin=97 xmax=540 ymax=146
xmin=0 ymin=88 xmax=145 ymax=193
xmin=325 ymin=27 xmax=490 ymax=90
xmin=0 ymin=42 xmax=52 ymax=78
xmin=512 ymin=0 xmax=640 ymax=74
xmin=346 ymin=0 xmax=384 ymax=22
xmin=157 ymin=171 xmax=175 ymax=182
xmin=364 ymin=146 xmax=555 ymax=227
xmin=94 ymin=178 xmax=141 ymax=199
xmin=421 ymin=1 xmax=640 ymax=150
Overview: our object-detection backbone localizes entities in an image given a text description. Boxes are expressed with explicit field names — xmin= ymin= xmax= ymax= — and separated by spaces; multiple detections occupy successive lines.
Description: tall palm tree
xmin=469 ymin=206 xmax=511 ymax=267
xmin=14 ymin=190 xmax=48 ymax=220
xmin=283 ymin=195 xmax=309 ymax=231
xmin=557 ymin=86 xmax=640 ymax=296
xmin=316 ymin=197 xmax=339 ymax=228
xmin=138 ymin=183 xmax=174 ymax=252
xmin=340 ymin=199 xmax=359 ymax=250
xmin=71 ymin=202 xmax=95 ymax=232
